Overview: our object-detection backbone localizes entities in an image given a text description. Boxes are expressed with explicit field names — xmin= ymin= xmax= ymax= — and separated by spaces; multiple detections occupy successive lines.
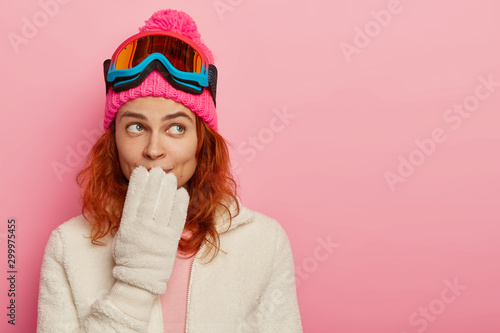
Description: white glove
xmin=112 ymin=165 xmax=189 ymax=295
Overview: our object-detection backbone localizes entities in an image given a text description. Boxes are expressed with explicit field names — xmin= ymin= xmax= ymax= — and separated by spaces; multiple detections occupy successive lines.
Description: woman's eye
xmin=168 ymin=125 xmax=185 ymax=135
xmin=127 ymin=124 xmax=143 ymax=133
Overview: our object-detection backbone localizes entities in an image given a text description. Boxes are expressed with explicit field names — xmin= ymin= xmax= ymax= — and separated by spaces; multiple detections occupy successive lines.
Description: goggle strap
xmin=103 ymin=59 xmax=112 ymax=94
xmin=208 ymin=64 xmax=217 ymax=107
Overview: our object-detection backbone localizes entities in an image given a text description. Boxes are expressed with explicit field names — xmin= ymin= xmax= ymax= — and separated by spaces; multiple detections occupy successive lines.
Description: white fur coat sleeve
xmin=256 ymin=221 xmax=303 ymax=332
xmin=37 ymin=228 xmax=153 ymax=332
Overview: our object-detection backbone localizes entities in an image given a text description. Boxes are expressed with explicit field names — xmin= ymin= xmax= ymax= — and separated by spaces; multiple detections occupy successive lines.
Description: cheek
xmin=115 ymin=135 xmax=139 ymax=176
xmin=173 ymin=143 xmax=197 ymax=164
xmin=172 ymin=137 xmax=197 ymax=167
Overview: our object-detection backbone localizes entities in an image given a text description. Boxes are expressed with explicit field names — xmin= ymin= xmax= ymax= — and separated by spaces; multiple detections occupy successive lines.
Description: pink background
xmin=1 ymin=0 xmax=499 ymax=332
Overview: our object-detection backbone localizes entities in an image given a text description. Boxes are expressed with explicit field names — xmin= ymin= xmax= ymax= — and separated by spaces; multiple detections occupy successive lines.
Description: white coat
xmin=37 ymin=198 xmax=303 ymax=332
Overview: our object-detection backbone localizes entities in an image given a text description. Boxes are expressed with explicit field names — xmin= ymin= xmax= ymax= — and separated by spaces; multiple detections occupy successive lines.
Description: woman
xmin=37 ymin=9 xmax=302 ymax=333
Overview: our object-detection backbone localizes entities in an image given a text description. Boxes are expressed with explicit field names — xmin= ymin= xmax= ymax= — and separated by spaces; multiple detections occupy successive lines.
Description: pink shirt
xmin=160 ymin=230 xmax=196 ymax=333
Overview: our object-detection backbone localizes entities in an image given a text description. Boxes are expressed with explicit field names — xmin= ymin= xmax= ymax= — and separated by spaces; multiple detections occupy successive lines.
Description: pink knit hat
xmin=104 ymin=9 xmax=217 ymax=132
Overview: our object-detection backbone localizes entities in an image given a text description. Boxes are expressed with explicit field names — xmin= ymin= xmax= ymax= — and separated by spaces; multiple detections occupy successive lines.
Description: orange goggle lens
xmin=113 ymin=35 xmax=204 ymax=74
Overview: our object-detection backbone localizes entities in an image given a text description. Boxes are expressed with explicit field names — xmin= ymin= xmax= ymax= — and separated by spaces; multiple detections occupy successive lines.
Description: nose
xmin=143 ymin=133 xmax=165 ymax=160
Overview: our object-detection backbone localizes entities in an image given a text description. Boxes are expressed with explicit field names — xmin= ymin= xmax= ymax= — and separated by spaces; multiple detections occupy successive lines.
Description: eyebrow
xmin=120 ymin=111 xmax=193 ymax=123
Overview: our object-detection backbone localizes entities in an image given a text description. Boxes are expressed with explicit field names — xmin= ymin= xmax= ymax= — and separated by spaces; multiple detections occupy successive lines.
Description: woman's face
xmin=114 ymin=96 xmax=198 ymax=188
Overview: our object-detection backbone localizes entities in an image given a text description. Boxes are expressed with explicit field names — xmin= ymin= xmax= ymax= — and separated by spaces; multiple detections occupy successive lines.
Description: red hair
xmin=76 ymin=116 xmax=240 ymax=262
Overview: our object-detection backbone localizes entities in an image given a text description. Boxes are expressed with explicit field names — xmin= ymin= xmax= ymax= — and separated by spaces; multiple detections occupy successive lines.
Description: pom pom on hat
xmin=103 ymin=9 xmax=217 ymax=132
xmin=140 ymin=9 xmax=201 ymax=41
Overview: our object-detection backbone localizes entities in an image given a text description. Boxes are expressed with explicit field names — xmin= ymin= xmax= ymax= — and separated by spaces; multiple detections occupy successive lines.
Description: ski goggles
xmin=104 ymin=30 xmax=217 ymax=105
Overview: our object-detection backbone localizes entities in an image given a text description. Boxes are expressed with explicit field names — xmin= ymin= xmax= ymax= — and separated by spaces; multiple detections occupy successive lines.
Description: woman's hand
xmin=112 ymin=166 xmax=190 ymax=295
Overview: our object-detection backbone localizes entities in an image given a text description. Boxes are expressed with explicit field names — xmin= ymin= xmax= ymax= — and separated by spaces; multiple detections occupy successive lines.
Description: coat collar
xmin=213 ymin=196 xmax=254 ymax=234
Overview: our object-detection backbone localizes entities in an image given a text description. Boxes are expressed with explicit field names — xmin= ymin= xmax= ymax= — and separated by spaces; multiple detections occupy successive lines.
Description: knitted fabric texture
xmin=103 ymin=9 xmax=217 ymax=132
